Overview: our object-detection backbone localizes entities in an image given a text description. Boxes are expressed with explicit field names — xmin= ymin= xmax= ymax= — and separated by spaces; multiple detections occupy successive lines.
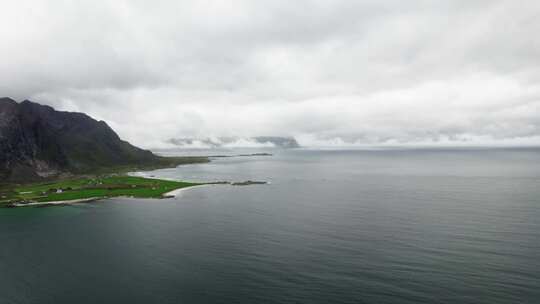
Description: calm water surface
xmin=1 ymin=149 xmax=539 ymax=304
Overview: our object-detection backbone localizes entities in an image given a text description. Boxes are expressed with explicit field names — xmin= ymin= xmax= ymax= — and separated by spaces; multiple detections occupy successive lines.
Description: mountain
xmin=252 ymin=136 xmax=300 ymax=148
xmin=167 ymin=136 xmax=300 ymax=149
xmin=0 ymin=98 xmax=205 ymax=182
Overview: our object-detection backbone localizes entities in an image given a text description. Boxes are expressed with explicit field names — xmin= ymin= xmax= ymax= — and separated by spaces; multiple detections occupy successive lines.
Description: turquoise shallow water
xmin=1 ymin=148 xmax=539 ymax=303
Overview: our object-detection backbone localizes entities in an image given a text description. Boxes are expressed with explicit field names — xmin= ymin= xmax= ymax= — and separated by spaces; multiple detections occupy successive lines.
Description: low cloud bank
xmin=167 ymin=136 xmax=299 ymax=149
xmin=1 ymin=1 xmax=539 ymax=148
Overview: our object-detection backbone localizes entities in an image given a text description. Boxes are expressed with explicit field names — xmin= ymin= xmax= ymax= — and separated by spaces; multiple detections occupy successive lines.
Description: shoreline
xmin=162 ymin=184 xmax=216 ymax=197
xmin=6 ymin=184 xmax=209 ymax=208
xmin=9 ymin=197 xmax=103 ymax=207
xmin=4 ymin=178 xmax=266 ymax=208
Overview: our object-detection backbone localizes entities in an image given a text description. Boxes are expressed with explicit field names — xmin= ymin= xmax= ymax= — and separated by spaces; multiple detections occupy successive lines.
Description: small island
xmin=231 ymin=180 xmax=268 ymax=186
xmin=0 ymin=176 xmax=203 ymax=208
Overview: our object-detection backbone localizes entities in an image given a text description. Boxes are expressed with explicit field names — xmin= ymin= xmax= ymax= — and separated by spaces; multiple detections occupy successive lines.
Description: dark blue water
xmin=1 ymin=149 xmax=539 ymax=304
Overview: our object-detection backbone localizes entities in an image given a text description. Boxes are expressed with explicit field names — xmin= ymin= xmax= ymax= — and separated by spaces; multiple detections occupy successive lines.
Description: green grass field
xmin=0 ymin=176 xmax=201 ymax=206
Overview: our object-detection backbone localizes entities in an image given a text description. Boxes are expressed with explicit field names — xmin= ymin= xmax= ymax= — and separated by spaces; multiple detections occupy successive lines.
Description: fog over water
xmin=1 ymin=1 xmax=539 ymax=148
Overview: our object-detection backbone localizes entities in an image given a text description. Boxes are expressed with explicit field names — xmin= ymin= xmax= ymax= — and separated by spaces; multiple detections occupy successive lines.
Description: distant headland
xmin=167 ymin=136 xmax=300 ymax=149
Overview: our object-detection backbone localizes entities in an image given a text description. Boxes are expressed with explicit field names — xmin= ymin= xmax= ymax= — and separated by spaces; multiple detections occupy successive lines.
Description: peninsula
xmin=0 ymin=98 xmax=270 ymax=208
xmin=0 ymin=176 xmax=269 ymax=207
xmin=0 ymin=98 xmax=212 ymax=207
xmin=1 ymin=175 xmax=203 ymax=207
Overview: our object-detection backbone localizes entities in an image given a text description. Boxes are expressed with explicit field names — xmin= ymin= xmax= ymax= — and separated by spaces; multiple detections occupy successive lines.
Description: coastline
xmin=162 ymin=184 xmax=215 ymax=197
xmin=1 ymin=151 xmax=272 ymax=208
xmin=5 ymin=183 xmax=208 ymax=208
xmin=8 ymin=197 xmax=103 ymax=207
xmin=2 ymin=168 xmax=267 ymax=207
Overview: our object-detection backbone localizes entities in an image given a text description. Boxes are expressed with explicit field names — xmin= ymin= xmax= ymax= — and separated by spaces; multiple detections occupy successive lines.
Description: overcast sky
xmin=1 ymin=0 xmax=539 ymax=148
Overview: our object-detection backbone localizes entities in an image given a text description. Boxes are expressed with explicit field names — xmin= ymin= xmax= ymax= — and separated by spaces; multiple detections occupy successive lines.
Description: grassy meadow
xmin=0 ymin=175 xmax=201 ymax=207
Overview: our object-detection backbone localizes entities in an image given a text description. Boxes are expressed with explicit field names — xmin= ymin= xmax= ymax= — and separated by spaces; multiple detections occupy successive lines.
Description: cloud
xmin=1 ymin=0 xmax=539 ymax=148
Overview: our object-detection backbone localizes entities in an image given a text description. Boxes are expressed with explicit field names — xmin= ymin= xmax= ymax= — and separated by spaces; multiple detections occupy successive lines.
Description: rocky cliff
xmin=0 ymin=98 xmax=159 ymax=181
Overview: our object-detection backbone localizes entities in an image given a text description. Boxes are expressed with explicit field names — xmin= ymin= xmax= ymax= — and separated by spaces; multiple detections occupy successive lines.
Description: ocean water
xmin=1 ymin=148 xmax=539 ymax=304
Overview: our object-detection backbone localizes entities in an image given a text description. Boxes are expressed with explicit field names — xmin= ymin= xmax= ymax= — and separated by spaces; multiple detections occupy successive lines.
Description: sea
xmin=1 ymin=148 xmax=539 ymax=304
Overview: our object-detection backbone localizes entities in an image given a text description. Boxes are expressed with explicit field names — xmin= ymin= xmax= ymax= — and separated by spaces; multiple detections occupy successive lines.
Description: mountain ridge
xmin=167 ymin=136 xmax=300 ymax=149
xmin=0 ymin=98 xmax=206 ymax=182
